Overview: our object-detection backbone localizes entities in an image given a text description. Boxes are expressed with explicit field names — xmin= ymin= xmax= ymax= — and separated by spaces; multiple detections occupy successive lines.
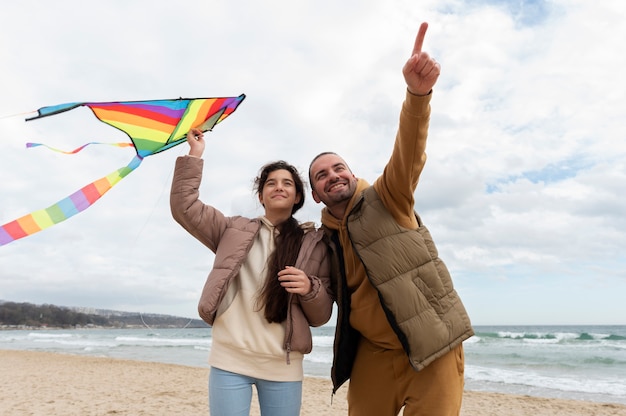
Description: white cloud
xmin=1 ymin=0 xmax=625 ymax=325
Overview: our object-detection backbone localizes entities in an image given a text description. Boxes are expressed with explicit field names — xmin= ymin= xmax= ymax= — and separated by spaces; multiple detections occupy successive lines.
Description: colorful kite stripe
xmin=85 ymin=96 xmax=244 ymax=157
xmin=0 ymin=156 xmax=142 ymax=246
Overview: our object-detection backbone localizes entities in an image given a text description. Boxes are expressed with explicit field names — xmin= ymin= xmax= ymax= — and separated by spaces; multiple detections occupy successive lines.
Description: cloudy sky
xmin=1 ymin=0 xmax=624 ymax=325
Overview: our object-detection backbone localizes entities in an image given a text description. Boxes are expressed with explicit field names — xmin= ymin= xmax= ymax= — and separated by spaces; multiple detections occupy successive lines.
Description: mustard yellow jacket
xmin=320 ymin=91 xmax=474 ymax=393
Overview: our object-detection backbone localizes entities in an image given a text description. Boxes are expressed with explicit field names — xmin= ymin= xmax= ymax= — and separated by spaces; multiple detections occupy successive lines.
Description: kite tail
xmin=0 ymin=155 xmax=143 ymax=246
xmin=26 ymin=141 xmax=135 ymax=154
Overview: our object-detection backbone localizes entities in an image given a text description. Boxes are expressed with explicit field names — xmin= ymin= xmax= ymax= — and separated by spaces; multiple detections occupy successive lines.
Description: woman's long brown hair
xmin=254 ymin=161 xmax=305 ymax=323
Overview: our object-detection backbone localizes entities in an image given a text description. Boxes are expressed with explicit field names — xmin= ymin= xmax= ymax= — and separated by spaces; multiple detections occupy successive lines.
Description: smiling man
xmin=309 ymin=23 xmax=474 ymax=416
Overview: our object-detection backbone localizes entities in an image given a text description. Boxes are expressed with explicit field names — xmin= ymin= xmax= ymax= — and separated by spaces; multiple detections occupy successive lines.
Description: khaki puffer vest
xmin=344 ymin=186 xmax=473 ymax=371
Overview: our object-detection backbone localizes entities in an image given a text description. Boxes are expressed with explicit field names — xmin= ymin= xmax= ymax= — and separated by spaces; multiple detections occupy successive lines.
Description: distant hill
xmin=0 ymin=300 xmax=209 ymax=329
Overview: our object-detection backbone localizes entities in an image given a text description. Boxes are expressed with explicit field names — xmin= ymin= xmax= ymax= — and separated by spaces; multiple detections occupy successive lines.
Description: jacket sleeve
xmin=297 ymin=237 xmax=334 ymax=327
xmin=170 ymin=155 xmax=228 ymax=252
xmin=373 ymin=90 xmax=431 ymax=229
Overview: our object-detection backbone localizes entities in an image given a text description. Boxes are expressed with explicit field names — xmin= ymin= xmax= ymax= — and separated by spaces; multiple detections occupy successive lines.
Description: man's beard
xmin=324 ymin=180 xmax=356 ymax=205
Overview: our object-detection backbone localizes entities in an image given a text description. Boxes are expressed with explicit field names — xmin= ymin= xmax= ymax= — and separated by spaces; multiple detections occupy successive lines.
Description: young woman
xmin=170 ymin=128 xmax=333 ymax=416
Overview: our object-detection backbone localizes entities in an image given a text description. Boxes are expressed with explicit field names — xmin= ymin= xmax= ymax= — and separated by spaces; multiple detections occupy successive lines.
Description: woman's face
xmin=258 ymin=169 xmax=302 ymax=214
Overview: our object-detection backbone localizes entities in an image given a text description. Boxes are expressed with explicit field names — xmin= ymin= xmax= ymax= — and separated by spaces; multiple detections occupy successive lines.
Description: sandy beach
xmin=1 ymin=350 xmax=625 ymax=415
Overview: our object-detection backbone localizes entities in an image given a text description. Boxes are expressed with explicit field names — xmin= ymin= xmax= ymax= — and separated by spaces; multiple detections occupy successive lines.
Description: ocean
xmin=1 ymin=324 xmax=625 ymax=405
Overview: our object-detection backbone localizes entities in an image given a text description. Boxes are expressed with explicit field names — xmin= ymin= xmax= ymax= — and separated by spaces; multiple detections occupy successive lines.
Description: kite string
xmin=0 ymin=110 xmax=36 ymax=120
xmin=130 ymin=145 xmax=195 ymax=335
xmin=17 ymin=140 xmax=178 ymax=333
xmin=18 ymin=136 xmax=185 ymax=332
xmin=21 ymin=135 xmax=194 ymax=334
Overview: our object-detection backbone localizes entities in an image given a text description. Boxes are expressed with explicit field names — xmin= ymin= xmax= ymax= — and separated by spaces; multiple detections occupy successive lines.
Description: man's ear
xmin=311 ymin=189 xmax=321 ymax=204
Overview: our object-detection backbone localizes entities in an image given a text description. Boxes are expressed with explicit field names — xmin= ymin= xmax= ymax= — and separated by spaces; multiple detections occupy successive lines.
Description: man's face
xmin=309 ymin=153 xmax=357 ymax=208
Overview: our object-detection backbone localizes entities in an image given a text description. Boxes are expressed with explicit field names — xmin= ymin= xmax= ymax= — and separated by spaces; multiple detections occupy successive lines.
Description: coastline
xmin=2 ymin=349 xmax=625 ymax=415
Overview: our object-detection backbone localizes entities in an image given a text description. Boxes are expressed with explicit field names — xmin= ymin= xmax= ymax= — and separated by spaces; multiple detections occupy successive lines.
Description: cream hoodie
xmin=209 ymin=217 xmax=304 ymax=381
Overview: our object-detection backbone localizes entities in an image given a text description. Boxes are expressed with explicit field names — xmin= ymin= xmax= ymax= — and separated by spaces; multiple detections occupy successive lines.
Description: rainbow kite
xmin=0 ymin=94 xmax=246 ymax=246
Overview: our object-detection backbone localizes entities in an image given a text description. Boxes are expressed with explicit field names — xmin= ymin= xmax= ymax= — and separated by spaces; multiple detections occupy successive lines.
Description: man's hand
xmin=402 ymin=22 xmax=441 ymax=96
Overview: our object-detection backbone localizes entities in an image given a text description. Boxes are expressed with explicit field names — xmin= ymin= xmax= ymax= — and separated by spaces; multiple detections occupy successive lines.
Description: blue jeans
xmin=209 ymin=367 xmax=302 ymax=416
